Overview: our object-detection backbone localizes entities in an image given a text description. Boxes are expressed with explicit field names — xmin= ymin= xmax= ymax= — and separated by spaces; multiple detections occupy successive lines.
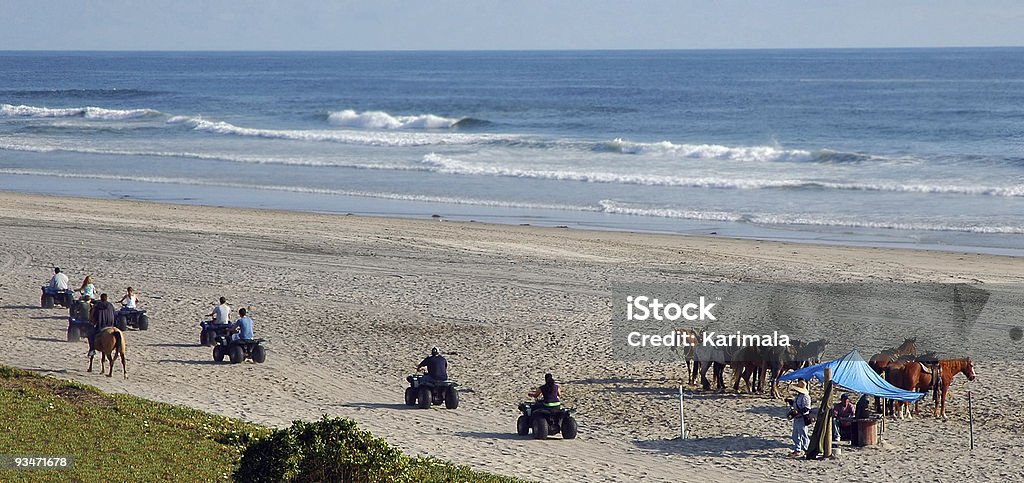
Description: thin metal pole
xmin=679 ymin=385 xmax=686 ymax=439
xmin=968 ymin=390 xmax=974 ymax=450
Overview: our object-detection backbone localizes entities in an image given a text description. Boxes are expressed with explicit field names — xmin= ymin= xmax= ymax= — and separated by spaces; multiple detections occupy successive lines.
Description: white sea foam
xmin=604 ymin=138 xmax=817 ymax=162
xmin=327 ymin=109 xmax=461 ymax=129
xmin=167 ymin=116 xmax=501 ymax=147
xmin=597 ymin=200 xmax=1024 ymax=234
xmin=0 ymin=104 xmax=161 ymax=120
xmin=0 ymin=168 xmax=590 ymax=212
xmin=0 ymin=167 xmax=1019 ymax=234
xmin=419 ymin=154 xmax=1024 ymax=196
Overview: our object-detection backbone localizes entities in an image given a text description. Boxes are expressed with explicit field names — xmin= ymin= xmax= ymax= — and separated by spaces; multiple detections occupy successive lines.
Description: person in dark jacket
xmin=87 ymin=293 xmax=116 ymax=357
xmin=416 ymin=347 xmax=448 ymax=383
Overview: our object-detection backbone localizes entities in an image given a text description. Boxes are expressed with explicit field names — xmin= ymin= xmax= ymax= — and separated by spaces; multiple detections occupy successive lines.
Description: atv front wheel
xmin=561 ymin=416 xmax=578 ymax=439
xmin=532 ymin=417 xmax=548 ymax=439
xmin=229 ymin=345 xmax=244 ymax=364
xmin=417 ymin=387 xmax=432 ymax=409
xmin=404 ymin=387 xmax=416 ymax=406
xmin=251 ymin=345 xmax=266 ymax=363
xmin=517 ymin=416 xmax=530 ymax=436
xmin=137 ymin=314 xmax=149 ymax=331
xmin=213 ymin=345 xmax=225 ymax=362
xmin=444 ymin=386 xmax=459 ymax=409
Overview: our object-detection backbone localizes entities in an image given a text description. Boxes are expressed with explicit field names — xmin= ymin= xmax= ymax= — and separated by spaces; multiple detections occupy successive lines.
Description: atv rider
xmin=207 ymin=297 xmax=231 ymax=325
xmin=87 ymin=293 xmax=116 ymax=357
xmin=529 ymin=373 xmax=561 ymax=410
xmin=231 ymin=308 xmax=255 ymax=341
xmin=416 ymin=347 xmax=448 ymax=384
xmin=119 ymin=286 xmax=140 ymax=310
xmin=48 ymin=267 xmax=69 ymax=291
xmin=76 ymin=275 xmax=96 ymax=301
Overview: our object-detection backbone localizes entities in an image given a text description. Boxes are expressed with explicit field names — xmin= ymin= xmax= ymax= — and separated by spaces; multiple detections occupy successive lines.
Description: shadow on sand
xmin=157 ymin=359 xmax=219 ymax=365
xmin=455 ymin=431 xmax=527 ymax=441
xmin=30 ymin=315 xmax=67 ymax=320
xmin=0 ymin=305 xmax=41 ymax=310
xmin=635 ymin=435 xmax=788 ymax=459
xmin=148 ymin=343 xmax=197 ymax=348
xmin=26 ymin=336 xmax=66 ymax=343
xmin=341 ymin=402 xmax=417 ymax=411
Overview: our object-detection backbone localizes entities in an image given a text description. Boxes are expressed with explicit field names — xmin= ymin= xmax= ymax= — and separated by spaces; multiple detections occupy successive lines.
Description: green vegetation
xmin=0 ymin=366 xmax=522 ymax=482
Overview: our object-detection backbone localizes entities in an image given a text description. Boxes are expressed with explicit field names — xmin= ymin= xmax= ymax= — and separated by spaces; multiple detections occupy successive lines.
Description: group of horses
xmin=673 ymin=328 xmax=829 ymax=398
xmin=673 ymin=331 xmax=976 ymax=419
xmin=868 ymin=338 xmax=976 ymax=419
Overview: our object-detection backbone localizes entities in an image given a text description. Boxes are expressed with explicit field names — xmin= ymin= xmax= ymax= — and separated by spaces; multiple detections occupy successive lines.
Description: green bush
xmin=235 ymin=416 xmax=408 ymax=483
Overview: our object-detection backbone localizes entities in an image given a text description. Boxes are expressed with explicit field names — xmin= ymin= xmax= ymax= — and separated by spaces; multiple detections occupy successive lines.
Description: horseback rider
xmin=416 ymin=347 xmax=448 ymax=384
xmin=87 ymin=293 xmax=116 ymax=357
xmin=529 ymin=373 xmax=561 ymax=410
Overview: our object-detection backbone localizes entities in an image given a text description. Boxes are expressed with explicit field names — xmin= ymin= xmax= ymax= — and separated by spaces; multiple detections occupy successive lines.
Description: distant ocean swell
xmin=2 ymin=103 xmax=865 ymax=162
xmin=1 ymin=168 xmax=1021 ymax=235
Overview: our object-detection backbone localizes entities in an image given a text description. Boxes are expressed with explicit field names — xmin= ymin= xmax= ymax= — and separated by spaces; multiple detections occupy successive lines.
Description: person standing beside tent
xmin=786 ymin=380 xmax=812 ymax=457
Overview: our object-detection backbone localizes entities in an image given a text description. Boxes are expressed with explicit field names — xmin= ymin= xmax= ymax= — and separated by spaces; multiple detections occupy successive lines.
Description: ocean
xmin=1 ymin=49 xmax=1022 ymax=254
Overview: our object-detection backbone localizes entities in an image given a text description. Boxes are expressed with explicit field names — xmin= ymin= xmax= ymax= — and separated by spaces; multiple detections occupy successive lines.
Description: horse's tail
xmin=931 ymin=365 xmax=942 ymax=402
xmin=115 ymin=329 xmax=126 ymax=358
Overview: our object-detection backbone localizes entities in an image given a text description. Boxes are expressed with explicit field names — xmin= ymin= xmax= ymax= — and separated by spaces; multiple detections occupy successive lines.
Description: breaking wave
xmin=419 ymin=154 xmax=1024 ymax=196
xmin=0 ymin=104 xmax=161 ymax=120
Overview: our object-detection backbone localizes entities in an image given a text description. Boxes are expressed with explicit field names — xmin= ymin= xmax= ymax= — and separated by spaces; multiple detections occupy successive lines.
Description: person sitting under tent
xmin=831 ymin=393 xmax=856 ymax=442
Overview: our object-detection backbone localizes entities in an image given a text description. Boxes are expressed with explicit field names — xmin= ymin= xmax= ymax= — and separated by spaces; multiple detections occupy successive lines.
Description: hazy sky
xmin=3 ymin=0 xmax=1023 ymax=50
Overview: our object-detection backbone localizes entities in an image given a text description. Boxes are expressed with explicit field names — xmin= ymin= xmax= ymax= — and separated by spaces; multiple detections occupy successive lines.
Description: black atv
xmin=199 ymin=320 xmax=234 ymax=346
xmin=66 ymin=316 xmax=94 ymax=342
xmin=114 ymin=307 xmax=150 ymax=331
xmin=68 ymin=298 xmax=92 ymax=322
xmin=516 ymin=402 xmax=578 ymax=440
xmin=41 ymin=286 xmax=74 ymax=309
xmin=404 ymin=374 xmax=459 ymax=409
xmin=212 ymin=335 xmax=266 ymax=364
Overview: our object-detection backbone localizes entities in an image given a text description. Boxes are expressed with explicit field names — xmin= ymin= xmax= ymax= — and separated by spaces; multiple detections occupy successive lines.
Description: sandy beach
xmin=1 ymin=191 xmax=1022 ymax=482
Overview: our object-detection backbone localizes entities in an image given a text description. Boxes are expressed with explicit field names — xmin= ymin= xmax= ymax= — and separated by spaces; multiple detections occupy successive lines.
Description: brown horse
xmin=672 ymin=328 xmax=699 ymax=384
xmin=88 ymin=327 xmax=127 ymax=378
xmin=870 ymin=337 xmax=917 ymax=412
xmin=891 ymin=357 xmax=975 ymax=418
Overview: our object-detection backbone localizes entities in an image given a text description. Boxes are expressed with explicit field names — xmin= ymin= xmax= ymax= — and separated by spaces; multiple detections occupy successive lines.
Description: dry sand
xmin=0 ymin=191 xmax=1022 ymax=482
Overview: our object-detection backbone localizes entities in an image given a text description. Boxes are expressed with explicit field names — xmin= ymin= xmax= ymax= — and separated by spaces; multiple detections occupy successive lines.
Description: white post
xmin=679 ymin=385 xmax=686 ymax=439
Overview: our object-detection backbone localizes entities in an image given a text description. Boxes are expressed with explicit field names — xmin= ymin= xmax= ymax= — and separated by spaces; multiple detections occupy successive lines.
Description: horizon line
xmin=1 ymin=45 xmax=1023 ymax=54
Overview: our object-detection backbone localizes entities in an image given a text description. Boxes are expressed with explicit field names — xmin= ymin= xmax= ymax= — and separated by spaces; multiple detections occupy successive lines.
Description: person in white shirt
xmin=119 ymin=286 xmax=140 ymax=309
xmin=48 ymin=267 xmax=70 ymax=291
xmin=207 ymin=297 xmax=231 ymax=325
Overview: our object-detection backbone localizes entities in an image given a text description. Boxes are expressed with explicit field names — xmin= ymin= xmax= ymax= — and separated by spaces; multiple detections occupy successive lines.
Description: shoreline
xmin=1 ymin=190 xmax=1022 ymax=482
xmin=1 ymin=186 xmax=1022 ymax=259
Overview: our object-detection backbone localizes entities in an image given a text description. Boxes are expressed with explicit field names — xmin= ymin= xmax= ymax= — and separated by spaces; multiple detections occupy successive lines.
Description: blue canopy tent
xmin=778 ymin=350 xmax=924 ymax=401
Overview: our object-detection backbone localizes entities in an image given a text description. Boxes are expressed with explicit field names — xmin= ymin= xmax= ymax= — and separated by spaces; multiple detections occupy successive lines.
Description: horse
xmin=795 ymin=339 xmax=829 ymax=367
xmin=890 ymin=357 xmax=975 ymax=419
xmin=671 ymin=328 xmax=699 ymax=385
xmin=869 ymin=337 xmax=917 ymax=412
xmin=88 ymin=326 xmax=127 ymax=378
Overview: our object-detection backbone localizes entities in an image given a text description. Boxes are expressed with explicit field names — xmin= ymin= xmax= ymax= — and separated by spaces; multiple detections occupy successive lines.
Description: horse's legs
xmin=87 ymin=353 xmax=94 ymax=373
xmin=714 ymin=362 xmax=725 ymax=391
xmin=699 ymin=361 xmax=712 ymax=391
xmin=100 ymin=351 xmax=106 ymax=376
